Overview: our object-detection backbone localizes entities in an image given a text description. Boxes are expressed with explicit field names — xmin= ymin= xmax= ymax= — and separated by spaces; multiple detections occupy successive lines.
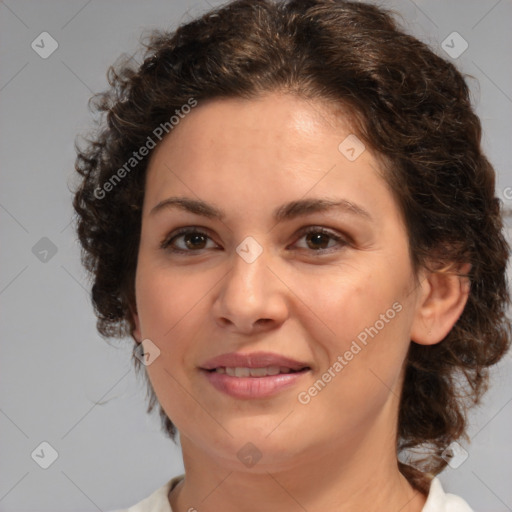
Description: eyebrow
xmin=150 ymin=196 xmax=372 ymax=223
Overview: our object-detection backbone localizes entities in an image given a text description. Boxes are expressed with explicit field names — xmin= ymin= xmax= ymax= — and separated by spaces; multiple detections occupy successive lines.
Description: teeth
xmin=266 ymin=366 xmax=280 ymax=375
xmin=248 ymin=367 xmax=269 ymax=377
xmin=234 ymin=367 xmax=250 ymax=377
xmin=214 ymin=366 xmax=296 ymax=377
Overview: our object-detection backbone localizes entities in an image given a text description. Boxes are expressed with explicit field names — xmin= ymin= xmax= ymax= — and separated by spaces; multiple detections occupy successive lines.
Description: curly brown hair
xmin=72 ymin=0 xmax=511 ymax=494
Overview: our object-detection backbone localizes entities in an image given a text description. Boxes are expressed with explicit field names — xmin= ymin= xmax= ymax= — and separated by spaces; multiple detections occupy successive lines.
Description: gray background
xmin=1 ymin=0 xmax=511 ymax=511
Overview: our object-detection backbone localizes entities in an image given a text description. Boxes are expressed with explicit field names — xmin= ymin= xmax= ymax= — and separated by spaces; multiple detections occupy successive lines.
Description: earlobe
xmin=410 ymin=263 xmax=471 ymax=346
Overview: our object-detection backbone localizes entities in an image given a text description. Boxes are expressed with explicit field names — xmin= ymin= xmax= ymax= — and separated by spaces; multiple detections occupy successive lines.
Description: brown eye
xmin=182 ymin=232 xmax=208 ymax=250
xmin=305 ymin=232 xmax=332 ymax=250
xmin=294 ymin=227 xmax=348 ymax=253
xmin=161 ymin=228 xmax=217 ymax=253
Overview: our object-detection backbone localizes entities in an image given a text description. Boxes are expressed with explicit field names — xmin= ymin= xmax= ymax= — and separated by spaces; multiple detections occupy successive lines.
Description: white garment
xmin=110 ymin=474 xmax=474 ymax=511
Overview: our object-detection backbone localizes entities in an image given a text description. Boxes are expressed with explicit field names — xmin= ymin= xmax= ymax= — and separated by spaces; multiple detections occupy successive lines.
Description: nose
xmin=211 ymin=243 xmax=289 ymax=334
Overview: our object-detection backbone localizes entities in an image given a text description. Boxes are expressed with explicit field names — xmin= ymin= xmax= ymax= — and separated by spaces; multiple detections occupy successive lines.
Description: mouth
xmin=201 ymin=364 xmax=311 ymax=399
xmin=199 ymin=351 xmax=312 ymax=398
xmin=204 ymin=366 xmax=311 ymax=377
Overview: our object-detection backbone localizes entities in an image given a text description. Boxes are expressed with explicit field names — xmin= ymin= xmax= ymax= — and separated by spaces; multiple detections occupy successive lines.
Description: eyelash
xmin=160 ymin=226 xmax=349 ymax=255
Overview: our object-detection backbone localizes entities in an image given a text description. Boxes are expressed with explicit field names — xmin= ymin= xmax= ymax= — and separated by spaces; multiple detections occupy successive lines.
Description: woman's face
xmin=132 ymin=92 xmax=425 ymax=470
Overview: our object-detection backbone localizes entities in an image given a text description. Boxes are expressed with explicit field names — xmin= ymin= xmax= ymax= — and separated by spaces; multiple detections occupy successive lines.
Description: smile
xmin=210 ymin=366 xmax=306 ymax=377
xmin=202 ymin=367 xmax=310 ymax=399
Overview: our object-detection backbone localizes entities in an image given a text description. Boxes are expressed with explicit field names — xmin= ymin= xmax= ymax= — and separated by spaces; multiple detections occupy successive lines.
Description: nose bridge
xmin=213 ymin=235 xmax=288 ymax=330
xmin=227 ymin=236 xmax=269 ymax=304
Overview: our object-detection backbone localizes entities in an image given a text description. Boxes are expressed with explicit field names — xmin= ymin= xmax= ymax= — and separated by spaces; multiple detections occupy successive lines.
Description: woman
xmin=72 ymin=1 xmax=511 ymax=510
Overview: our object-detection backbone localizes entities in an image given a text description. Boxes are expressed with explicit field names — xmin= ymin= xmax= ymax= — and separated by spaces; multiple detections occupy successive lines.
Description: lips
xmin=200 ymin=351 xmax=310 ymax=373
xmin=199 ymin=351 xmax=311 ymax=399
xmin=213 ymin=366 xmax=301 ymax=377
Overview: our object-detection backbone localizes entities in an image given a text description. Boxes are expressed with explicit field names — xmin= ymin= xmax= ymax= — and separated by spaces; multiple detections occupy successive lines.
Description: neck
xmin=169 ymin=432 xmax=427 ymax=512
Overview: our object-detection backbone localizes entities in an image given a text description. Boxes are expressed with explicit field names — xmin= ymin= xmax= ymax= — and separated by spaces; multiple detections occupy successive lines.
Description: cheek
xmin=296 ymin=262 xmax=411 ymax=387
xmin=135 ymin=260 xmax=203 ymax=337
xmin=134 ymin=256 xmax=219 ymax=344
xmin=134 ymin=263 xmax=204 ymax=399
xmin=293 ymin=263 xmax=397 ymax=344
xmin=296 ymin=279 xmax=410 ymax=439
xmin=137 ymin=280 xmax=209 ymax=429
xmin=322 ymin=281 xmax=409 ymax=380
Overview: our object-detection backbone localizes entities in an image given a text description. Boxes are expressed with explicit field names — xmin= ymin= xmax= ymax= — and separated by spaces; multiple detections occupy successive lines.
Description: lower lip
xmin=202 ymin=369 xmax=309 ymax=399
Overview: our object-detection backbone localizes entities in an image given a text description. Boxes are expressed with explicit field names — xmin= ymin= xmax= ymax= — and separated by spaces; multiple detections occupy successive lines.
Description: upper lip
xmin=200 ymin=351 xmax=310 ymax=371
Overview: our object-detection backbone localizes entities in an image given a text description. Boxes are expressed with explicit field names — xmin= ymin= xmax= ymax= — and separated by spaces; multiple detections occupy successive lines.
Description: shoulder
xmin=108 ymin=474 xmax=185 ymax=512
xmin=422 ymin=477 xmax=475 ymax=512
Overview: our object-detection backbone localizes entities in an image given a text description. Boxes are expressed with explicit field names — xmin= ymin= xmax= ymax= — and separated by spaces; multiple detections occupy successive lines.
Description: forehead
xmin=149 ymin=92 xmax=352 ymax=167
xmin=141 ymin=92 xmax=400 ymax=231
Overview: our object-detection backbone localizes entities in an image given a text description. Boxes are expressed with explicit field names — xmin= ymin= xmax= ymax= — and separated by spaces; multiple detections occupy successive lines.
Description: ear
xmin=130 ymin=303 xmax=142 ymax=344
xmin=410 ymin=262 xmax=471 ymax=345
